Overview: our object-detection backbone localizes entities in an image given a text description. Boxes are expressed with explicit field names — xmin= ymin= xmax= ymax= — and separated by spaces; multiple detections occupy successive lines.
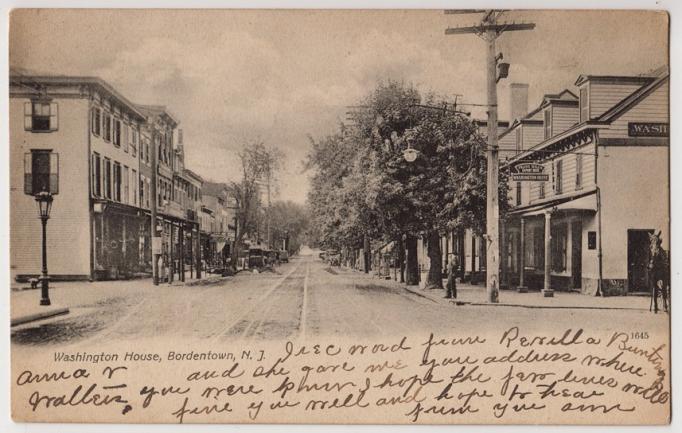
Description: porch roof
xmin=508 ymin=189 xmax=597 ymax=218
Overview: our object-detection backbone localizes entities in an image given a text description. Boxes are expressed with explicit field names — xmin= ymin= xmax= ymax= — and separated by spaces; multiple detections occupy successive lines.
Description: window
xmin=528 ymin=226 xmax=545 ymax=269
xmin=544 ymin=108 xmax=552 ymax=139
xmin=104 ymin=158 xmax=112 ymax=199
xmin=516 ymin=182 xmax=522 ymax=206
xmin=103 ymin=112 xmax=112 ymax=142
xmin=539 ymin=180 xmax=545 ymax=199
xmin=24 ymin=101 xmax=58 ymax=132
xmin=123 ymin=165 xmax=129 ymax=204
xmin=575 ymin=154 xmax=583 ymax=189
xmin=587 ymin=231 xmax=597 ymax=250
xmin=551 ymin=224 xmax=568 ymax=272
xmin=554 ymin=159 xmax=563 ymax=194
xmin=91 ymin=107 xmax=101 ymax=136
xmin=515 ymin=128 xmax=522 ymax=153
xmin=113 ymin=118 xmax=121 ymax=147
xmin=146 ymin=179 xmax=151 ymax=208
xmin=579 ymin=86 xmax=589 ymax=122
xmin=131 ymin=128 xmax=138 ymax=157
xmin=139 ymin=176 xmax=146 ymax=209
xmin=113 ymin=162 xmax=122 ymax=202
xmin=146 ymin=141 xmax=151 ymax=164
xmin=91 ymin=153 xmax=102 ymax=197
xmin=132 ymin=169 xmax=138 ymax=206
xmin=123 ymin=124 xmax=129 ymax=152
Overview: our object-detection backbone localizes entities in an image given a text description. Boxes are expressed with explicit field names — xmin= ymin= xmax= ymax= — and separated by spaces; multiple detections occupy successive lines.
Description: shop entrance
xmin=627 ymin=229 xmax=654 ymax=292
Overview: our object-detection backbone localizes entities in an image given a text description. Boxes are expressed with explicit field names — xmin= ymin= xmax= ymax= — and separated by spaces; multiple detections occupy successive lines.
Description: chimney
xmin=510 ymin=83 xmax=529 ymax=122
xmin=178 ymin=128 xmax=184 ymax=145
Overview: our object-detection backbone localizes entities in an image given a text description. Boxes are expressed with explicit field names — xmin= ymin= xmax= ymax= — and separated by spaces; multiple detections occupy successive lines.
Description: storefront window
xmin=551 ymin=223 xmax=568 ymax=272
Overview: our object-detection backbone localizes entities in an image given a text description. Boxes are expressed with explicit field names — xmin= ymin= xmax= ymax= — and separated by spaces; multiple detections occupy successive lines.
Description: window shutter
xmin=49 ymin=102 xmax=59 ymax=131
xmin=24 ymin=102 xmax=32 ymax=130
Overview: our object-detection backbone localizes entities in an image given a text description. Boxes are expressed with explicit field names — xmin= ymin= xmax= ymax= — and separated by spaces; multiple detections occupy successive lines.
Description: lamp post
xmin=35 ymin=192 xmax=53 ymax=305
xmin=24 ymin=149 xmax=59 ymax=306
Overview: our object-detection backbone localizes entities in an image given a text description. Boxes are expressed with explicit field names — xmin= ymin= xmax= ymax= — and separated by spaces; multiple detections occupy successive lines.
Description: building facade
xmin=10 ymin=75 xmax=207 ymax=283
xmin=502 ymin=70 xmax=669 ymax=295
xmin=10 ymin=76 xmax=147 ymax=281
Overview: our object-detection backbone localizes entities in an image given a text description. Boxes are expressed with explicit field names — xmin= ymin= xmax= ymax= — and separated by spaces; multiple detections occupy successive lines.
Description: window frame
xmin=131 ymin=128 xmax=138 ymax=157
xmin=555 ymin=159 xmax=563 ymax=195
xmin=103 ymin=112 xmax=112 ymax=142
xmin=132 ymin=169 xmax=138 ymax=207
xmin=112 ymin=118 xmax=122 ymax=147
xmin=91 ymin=107 xmax=102 ymax=137
xmin=123 ymin=165 xmax=129 ymax=204
xmin=113 ymin=162 xmax=122 ymax=202
xmin=579 ymin=86 xmax=589 ymax=123
xmin=24 ymin=100 xmax=58 ymax=132
xmin=103 ymin=157 xmax=112 ymax=199
xmin=91 ymin=152 xmax=102 ymax=197
xmin=575 ymin=153 xmax=583 ymax=189
xmin=123 ymin=123 xmax=129 ymax=153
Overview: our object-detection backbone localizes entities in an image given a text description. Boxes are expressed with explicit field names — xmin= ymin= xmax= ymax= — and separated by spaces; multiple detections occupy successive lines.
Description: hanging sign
xmin=511 ymin=162 xmax=549 ymax=181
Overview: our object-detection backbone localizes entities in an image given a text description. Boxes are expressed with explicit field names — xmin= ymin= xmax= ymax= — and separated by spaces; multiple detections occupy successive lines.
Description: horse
xmin=648 ymin=231 xmax=669 ymax=313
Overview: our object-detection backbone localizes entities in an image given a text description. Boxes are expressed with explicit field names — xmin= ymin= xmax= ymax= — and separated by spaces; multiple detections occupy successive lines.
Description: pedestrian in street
xmin=445 ymin=253 xmax=458 ymax=299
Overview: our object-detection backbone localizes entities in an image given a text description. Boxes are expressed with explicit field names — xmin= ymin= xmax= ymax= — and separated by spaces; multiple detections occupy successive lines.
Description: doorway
xmin=571 ymin=221 xmax=582 ymax=289
xmin=627 ymin=229 xmax=654 ymax=292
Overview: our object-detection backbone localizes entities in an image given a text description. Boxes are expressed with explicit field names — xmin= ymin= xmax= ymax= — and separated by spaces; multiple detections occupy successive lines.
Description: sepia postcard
xmin=7 ymin=8 xmax=670 ymax=425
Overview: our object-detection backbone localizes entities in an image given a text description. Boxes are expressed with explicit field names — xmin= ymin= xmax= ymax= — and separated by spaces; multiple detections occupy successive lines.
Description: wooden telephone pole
xmin=445 ymin=10 xmax=535 ymax=303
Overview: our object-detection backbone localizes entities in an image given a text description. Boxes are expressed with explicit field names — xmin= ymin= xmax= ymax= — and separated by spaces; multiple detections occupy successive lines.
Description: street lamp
xmin=403 ymin=131 xmax=419 ymax=163
xmin=35 ymin=192 xmax=54 ymax=305
xmin=24 ymin=150 xmax=59 ymax=306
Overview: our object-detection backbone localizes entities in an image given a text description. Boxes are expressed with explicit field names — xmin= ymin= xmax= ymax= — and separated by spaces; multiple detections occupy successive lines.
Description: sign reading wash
xmin=628 ymin=122 xmax=669 ymax=137
xmin=512 ymin=163 xmax=549 ymax=181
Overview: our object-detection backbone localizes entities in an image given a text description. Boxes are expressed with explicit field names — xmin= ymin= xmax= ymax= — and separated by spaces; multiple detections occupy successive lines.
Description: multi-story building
xmin=502 ymin=69 xmax=669 ymax=295
xmin=10 ymin=75 xmax=147 ymax=281
xmin=199 ymin=182 xmax=238 ymax=270
xmin=10 ymin=74 xmax=206 ymax=283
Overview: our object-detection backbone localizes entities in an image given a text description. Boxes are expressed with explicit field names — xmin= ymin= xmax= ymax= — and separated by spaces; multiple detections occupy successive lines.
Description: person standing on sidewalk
xmin=445 ymin=253 xmax=458 ymax=299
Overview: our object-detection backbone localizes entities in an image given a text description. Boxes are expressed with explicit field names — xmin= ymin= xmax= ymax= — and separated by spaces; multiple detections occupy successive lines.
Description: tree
xmin=306 ymin=80 xmax=509 ymax=288
xmin=229 ymin=140 xmax=284 ymax=270
xmin=269 ymin=200 xmax=309 ymax=255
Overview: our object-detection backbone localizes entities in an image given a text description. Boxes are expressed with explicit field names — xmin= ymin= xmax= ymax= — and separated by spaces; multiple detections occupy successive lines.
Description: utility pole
xmin=445 ymin=10 xmax=535 ymax=303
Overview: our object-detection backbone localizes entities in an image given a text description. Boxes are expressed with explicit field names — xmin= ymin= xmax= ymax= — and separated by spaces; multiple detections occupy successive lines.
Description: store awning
xmin=509 ymin=189 xmax=597 ymax=218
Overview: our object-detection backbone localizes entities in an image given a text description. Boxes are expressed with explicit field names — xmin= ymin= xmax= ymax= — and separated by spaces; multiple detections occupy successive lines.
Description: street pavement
xmin=11 ymin=255 xmax=668 ymax=346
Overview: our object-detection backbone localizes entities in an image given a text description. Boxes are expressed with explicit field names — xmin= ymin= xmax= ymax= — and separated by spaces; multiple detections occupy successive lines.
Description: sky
xmin=9 ymin=9 xmax=668 ymax=204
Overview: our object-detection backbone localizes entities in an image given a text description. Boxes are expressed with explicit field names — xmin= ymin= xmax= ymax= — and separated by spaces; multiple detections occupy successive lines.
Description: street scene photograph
xmin=7 ymin=8 xmax=671 ymax=425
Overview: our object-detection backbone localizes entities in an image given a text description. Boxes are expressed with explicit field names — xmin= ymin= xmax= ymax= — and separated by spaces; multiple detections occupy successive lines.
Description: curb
xmin=11 ymin=306 xmax=70 ymax=327
xmin=401 ymin=285 xmax=650 ymax=311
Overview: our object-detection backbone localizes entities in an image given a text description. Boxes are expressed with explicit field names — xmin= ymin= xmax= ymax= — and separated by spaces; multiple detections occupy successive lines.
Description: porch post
xmin=169 ymin=222 xmax=174 ymax=283
xmin=543 ymin=211 xmax=554 ymax=297
xmin=500 ymin=218 xmax=508 ymax=289
xmin=179 ymin=224 xmax=185 ymax=282
xmin=518 ymin=217 xmax=527 ymax=292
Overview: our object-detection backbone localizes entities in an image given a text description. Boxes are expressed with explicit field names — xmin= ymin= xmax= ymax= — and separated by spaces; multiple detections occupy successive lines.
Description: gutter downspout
xmin=87 ymin=97 xmax=94 ymax=281
xmin=595 ymin=133 xmax=603 ymax=296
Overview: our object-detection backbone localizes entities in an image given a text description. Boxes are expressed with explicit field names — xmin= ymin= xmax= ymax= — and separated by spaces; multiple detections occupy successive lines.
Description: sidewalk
xmin=345 ymin=267 xmax=652 ymax=311
xmin=10 ymin=273 xmax=229 ymax=327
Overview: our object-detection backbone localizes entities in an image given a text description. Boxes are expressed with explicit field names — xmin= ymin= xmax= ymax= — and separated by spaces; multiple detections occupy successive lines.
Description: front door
xmin=571 ymin=221 xmax=582 ymax=289
xmin=627 ymin=229 xmax=654 ymax=292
